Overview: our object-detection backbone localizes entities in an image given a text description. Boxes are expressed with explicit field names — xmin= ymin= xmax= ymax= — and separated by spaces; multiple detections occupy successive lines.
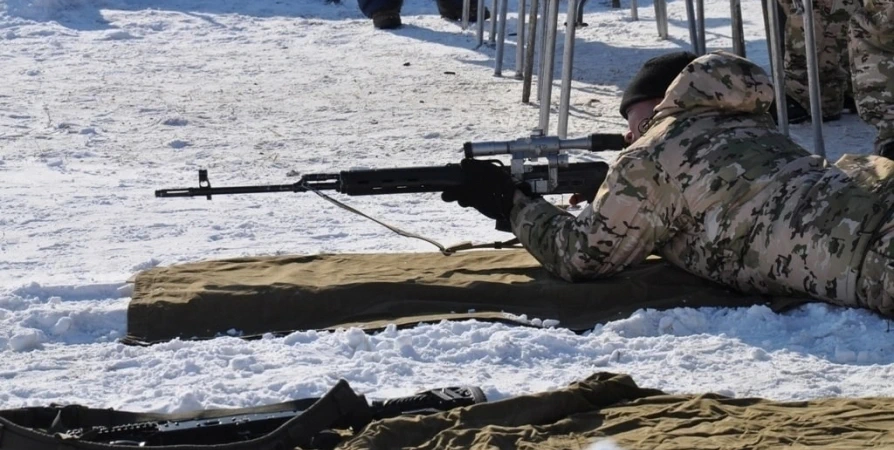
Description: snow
xmin=1 ymin=0 xmax=891 ymax=424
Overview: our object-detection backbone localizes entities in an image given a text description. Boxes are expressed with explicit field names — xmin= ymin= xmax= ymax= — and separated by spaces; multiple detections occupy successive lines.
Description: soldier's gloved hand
xmin=441 ymin=158 xmax=532 ymax=225
xmin=568 ymin=193 xmax=590 ymax=207
xmin=567 ymin=177 xmax=603 ymax=206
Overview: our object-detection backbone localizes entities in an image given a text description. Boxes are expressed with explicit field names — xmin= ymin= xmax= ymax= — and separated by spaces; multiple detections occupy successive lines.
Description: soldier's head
xmin=620 ymin=51 xmax=698 ymax=143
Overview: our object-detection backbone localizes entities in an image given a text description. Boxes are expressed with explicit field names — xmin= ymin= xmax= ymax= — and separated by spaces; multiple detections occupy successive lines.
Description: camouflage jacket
xmin=510 ymin=51 xmax=894 ymax=307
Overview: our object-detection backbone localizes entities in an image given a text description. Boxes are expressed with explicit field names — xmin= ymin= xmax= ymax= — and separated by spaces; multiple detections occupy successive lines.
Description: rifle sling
xmin=305 ymin=186 xmax=523 ymax=255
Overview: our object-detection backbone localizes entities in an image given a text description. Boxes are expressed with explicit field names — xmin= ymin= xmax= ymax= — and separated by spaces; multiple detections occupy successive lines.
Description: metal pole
xmin=488 ymin=0 xmax=499 ymax=45
xmin=661 ymin=0 xmax=669 ymax=38
xmin=653 ymin=0 xmax=667 ymax=38
xmin=558 ymin=0 xmax=579 ymax=138
xmin=730 ymin=0 xmax=746 ymax=56
xmin=521 ymin=0 xmax=540 ymax=103
xmin=766 ymin=0 xmax=789 ymax=134
xmin=477 ymin=0 xmax=486 ymax=46
xmin=761 ymin=0 xmax=774 ymax=68
xmin=685 ymin=0 xmax=699 ymax=53
xmin=538 ymin=0 xmax=560 ymax=133
xmin=537 ymin=0 xmax=550 ymax=103
xmin=800 ymin=0 xmax=825 ymax=157
xmin=515 ymin=0 xmax=527 ymax=79
xmin=462 ymin=0 xmax=471 ymax=29
xmin=696 ymin=0 xmax=706 ymax=53
xmin=631 ymin=0 xmax=638 ymax=20
xmin=495 ymin=0 xmax=509 ymax=75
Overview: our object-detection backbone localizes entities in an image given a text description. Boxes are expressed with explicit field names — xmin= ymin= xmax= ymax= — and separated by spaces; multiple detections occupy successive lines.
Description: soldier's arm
xmin=509 ymin=154 xmax=682 ymax=282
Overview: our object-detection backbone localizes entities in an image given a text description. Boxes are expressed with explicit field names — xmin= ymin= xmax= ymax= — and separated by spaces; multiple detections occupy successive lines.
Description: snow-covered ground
xmin=2 ymin=0 xmax=891 ymax=417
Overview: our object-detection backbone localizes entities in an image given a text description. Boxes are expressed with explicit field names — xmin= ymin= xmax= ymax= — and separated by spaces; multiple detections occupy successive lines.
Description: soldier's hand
xmin=568 ymin=193 xmax=588 ymax=206
xmin=441 ymin=158 xmax=522 ymax=223
xmin=567 ymin=176 xmax=603 ymax=206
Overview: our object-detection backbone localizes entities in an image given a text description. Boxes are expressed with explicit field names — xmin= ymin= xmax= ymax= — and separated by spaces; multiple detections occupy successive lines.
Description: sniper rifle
xmin=54 ymin=381 xmax=486 ymax=448
xmin=155 ymin=132 xmax=625 ymax=253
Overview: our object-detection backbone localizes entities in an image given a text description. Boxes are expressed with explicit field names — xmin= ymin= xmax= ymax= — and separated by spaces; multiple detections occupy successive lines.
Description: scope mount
xmin=462 ymin=129 xmax=620 ymax=193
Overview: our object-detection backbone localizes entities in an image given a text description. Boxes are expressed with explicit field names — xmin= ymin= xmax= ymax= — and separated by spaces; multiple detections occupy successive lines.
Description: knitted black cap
xmin=619 ymin=51 xmax=698 ymax=119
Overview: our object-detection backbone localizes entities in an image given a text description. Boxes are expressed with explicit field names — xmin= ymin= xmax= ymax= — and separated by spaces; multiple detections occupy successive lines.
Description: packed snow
xmin=2 ymin=0 xmax=892 ymax=423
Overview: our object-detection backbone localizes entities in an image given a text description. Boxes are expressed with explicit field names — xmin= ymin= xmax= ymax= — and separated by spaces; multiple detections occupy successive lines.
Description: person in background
xmin=362 ymin=0 xmax=488 ymax=29
xmin=775 ymin=0 xmax=859 ymax=123
xmin=775 ymin=0 xmax=893 ymax=157
xmin=847 ymin=0 xmax=894 ymax=157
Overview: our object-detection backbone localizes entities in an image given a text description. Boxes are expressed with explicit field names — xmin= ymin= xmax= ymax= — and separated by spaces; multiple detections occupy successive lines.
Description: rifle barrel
xmin=155 ymin=183 xmax=309 ymax=198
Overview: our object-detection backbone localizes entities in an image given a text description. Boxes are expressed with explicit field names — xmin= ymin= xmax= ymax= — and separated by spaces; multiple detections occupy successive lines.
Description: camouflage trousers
xmin=857 ymin=215 xmax=894 ymax=317
xmin=778 ymin=0 xmax=857 ymax=118
xmin=848 ymin=0 xmax=894 ymax=151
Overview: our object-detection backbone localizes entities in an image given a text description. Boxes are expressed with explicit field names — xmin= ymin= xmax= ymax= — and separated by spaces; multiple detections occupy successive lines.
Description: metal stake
xmin=662 ymin=0 xmax=669 ymax=38
xmin=537 ymin=0 xmax=550 ymax=103
xmin=477 ymin=0 xmax=486 ymax=46
xmin=488 ymin=0 xmax=499 ymax=45
xmin=521 ymin=0 xmax=540 ymax=102
xmin=730 ymin=0 xmax=746 ymax=56
xmin=631 ymin=0 xmax=638 ymax=20
xmin=696 ymin=0 xmax=706 ymax=53
xmin=515 ymin=0 xmax=527 ymax=79
xmin=462 ymin=0 xmax=471 ymax=29
xmin=765 ymin=0 xmax=788 ymax=134
xmin=761 ymin=0 xmax=774 ymax=65
xmin=558 ymin=0 xmax=580 ymax=138
xmin=800 ymin=0 xmax=825 ymax=158
xmin=495 ymin=0 xmax=509 ymax=75
xmin=685 ymin=0 xmax=699 ymax=53
xmin=653 ymin=0 xmax=667 ymax=39
xmin=538 ymin=0 xmax=560 ymax=133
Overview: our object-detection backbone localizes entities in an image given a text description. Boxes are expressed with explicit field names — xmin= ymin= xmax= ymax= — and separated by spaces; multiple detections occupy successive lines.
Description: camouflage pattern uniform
xmin=509 ymin=51 xmax=894 ymax=317
xmin=848 ymin=0 xmax=894 ymax=152
xmin=777 ymin=0 xmax=858 ymax=118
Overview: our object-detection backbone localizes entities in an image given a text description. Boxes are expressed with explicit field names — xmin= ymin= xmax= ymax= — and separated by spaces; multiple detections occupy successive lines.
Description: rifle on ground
xmin=54 ymin=381 xmax=486 ymax=449
xmin=155 ymin=132 xmax=625 ymax=253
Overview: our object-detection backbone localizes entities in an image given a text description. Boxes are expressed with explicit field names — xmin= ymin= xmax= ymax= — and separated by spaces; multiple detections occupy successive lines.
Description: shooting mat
xmin=4 ymin=372 xmax=893 ymax=450
xmin=125 ymin=250 xmax=805 ymax=345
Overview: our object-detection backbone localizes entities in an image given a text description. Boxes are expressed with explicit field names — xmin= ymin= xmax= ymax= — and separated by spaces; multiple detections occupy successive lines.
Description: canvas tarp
xmin=4 ymin=372 xmax=891 ymax=450
xmin=338 ymin=371 xmax=894 ymax=449
xmin=126 ymin=250 xmax=805 ymax=345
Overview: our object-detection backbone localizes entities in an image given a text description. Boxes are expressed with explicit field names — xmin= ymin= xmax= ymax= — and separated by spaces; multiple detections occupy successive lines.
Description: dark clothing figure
xmin=361 ymin=0 xmax=487 ymax=29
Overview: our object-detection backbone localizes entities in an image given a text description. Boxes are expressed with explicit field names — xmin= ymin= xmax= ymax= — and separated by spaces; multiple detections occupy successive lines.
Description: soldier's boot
xmin=436 ymin=0 xmax=491 ymax=22
xmin=770 ymin=95 xmax=847 ymax=124
xmin=844 ymin=95 xmax=858 ymax=114
xmin=372 ymin=9 xmax=402 ymax=29
xmin=770 ymin=94 xmax=811 ymax=125
xmin=877 ymin=140 xmax=894 ymax=160
xmin=822 ymin=111 xmax=842 ymax=122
